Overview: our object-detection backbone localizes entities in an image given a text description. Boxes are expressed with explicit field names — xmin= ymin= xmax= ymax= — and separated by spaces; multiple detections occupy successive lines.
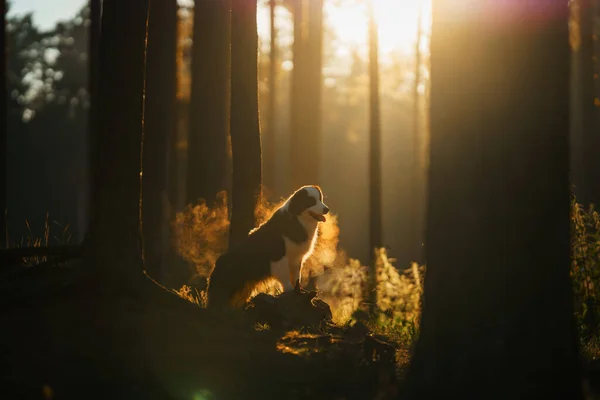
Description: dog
xmin=207 ymin=185 xmax=329 ymax=308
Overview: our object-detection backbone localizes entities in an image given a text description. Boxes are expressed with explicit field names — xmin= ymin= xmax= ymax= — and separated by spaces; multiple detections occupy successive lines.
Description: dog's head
xmin=285 ymin=185 xmax=329 ymax=223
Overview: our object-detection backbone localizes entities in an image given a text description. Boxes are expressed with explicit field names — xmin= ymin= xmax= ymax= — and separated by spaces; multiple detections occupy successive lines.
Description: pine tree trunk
xmin=84 ymin=0 xmax=150 ymax=285
xmin=82 ymin=0 xmax=101 ymax=246
xmin=143 ymin=0 xmax=178 ymax=283
xmin=407 ymin=1 xmax=582 ymax=398
xmin=289 ymin=0 xmax=306 ymax=193
xmin=408 ymin=2 xmax=424 ymax=265
xmin=264 ymin=0 xmax=277 ymax=193
xmin=571 ymin=0 xmax=598 ymax=206
xmin=0 ymin=0 xmax=6 ymax=249
xmin=367 ymin=1 xmax=382 ymax=313
xmin=229 ymin=0 xmax=262 ymax=248
xmin=290 ymin=0 xmax=322 ymax=189
xmin=186 ymin=0 xmax=231 ymax=206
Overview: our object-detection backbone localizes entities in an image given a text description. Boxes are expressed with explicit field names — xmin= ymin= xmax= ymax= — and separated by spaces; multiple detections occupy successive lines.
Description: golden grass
xmin=6 ymin=212 xmax=72 ymax=266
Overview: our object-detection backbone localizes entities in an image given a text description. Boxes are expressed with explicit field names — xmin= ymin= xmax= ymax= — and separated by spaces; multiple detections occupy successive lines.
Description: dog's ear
xmin=288 ymin=188 xmax=311 ymax=215
xmin=313 ymin=185 xmax=323 ymax=201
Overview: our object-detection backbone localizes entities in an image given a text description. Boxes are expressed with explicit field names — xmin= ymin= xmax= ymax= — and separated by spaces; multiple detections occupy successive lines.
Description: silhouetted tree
xmin=289 ymin=0 xmax=305 ymax=193
xmin=571 ymin=0 xmax=599 ymax=206
xmin=87 ymin=0 xmax=100 ymax=235
xmin=407 ymin=1 xmax=582 ymax=398
xmin=229 ymin=0 xmax=262 ymax=248
xmin=408 ymin=1 xmax=424 ymax=265
xmin=1 ymin=0 xmax=7 ymax=248
xmin=367 ymin=0 xmax=381 ymax=313
xmin=290 ymin=0 xmax=323 ymax=189
xmin=84 ymin=0 xmax=150 ymax=283
xmin=186 ymin=0 xmax=231 ymax=206
xmin=264 ymin=0 xmax=277 ymax=192
xmin=143 ymin=0 xmax=178 ymax=282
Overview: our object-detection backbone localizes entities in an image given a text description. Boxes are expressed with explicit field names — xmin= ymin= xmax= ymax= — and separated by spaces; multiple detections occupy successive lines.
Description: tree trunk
xmin=84 ymin=0 xmax=149 ymax=285
xmin=0 ymin=0 xmax=6 ymax=249
xmin=229 ymin=0 xmax=262 ymax=248
xmin=143 ymin=0 xmax=178 ymax=283
xmin=367 ymin=0 xmax=382 ymax=313
xmin=186 ymin=0 xmax=231 ymax=206
xmin=290 ymin=0 xmax=322 ymax=189
xmin=595 ymin=0 xmax=600 ymax=152
xmin=407 ymin=1 xmax=583 ymax=398
xmin=264 ymin=0 xmax=277 ymax=193
xmin=571 ymin=0 xmax=598 ymax=206
xmin=408 ymin=2 xmax=424 ymax=265
xmin=81 ymin=0 xmax=101 ymax=246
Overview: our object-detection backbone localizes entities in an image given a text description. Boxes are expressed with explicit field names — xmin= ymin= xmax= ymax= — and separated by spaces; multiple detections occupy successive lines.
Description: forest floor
xmin=0 ymin=260 xmax=408 ymax=400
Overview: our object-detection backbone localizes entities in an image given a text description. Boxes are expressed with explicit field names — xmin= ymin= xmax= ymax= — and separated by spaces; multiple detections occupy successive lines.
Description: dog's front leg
xmin=271 ymin=257 xmax=295 ymax=292
xmin=288 ymin=263 xmax=302 ymax=291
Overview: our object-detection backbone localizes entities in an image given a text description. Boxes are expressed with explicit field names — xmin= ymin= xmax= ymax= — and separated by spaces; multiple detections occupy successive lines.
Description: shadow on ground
xmin=0 ymin=261 xmax=403 ymax=400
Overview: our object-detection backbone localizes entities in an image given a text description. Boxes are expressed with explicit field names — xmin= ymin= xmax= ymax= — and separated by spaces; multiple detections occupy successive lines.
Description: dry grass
xmin=172 ymin=188 xmax=343 ymax=283
xmin=172 ymin=191 xmax=230 ymax=278
xmin=172 ymin=189 xmax=426 ymax=347
xmin=6 ymin=212 xmax=72 ymax=266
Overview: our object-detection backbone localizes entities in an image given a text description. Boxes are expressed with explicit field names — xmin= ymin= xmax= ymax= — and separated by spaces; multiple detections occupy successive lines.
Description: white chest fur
xmin=270 ymin=219 xmax=319 ymax=291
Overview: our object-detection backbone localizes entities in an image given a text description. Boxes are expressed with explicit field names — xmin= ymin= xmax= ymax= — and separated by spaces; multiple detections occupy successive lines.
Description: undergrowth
xmin=172 ymin=191 xmax=600 ymax=357
xmin=317 ymin=248 xmax=424 ymax=346
xmin=571 ymin=196 xmax=600 ymax=356
xmin=5 ymin=212 xmax=72 ymax=266
xmin=173 ymin=191 xmax=424 ymax=346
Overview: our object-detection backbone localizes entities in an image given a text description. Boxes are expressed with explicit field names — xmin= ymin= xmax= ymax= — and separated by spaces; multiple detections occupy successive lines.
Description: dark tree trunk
xmin=0 ymin=0 xmax=6 ymax=249
xmin=229 ymin=0 xmax=262 ymax=248
xmin=186 ymin=0 xmax=231 ymax=206
xmin=84 ymin=0 xmax=101 ymax=247
xmin=84 ymin=0 xmax=149 ymax=284
xmin=407 ymin=1 xmax=582 ymax=398
xmin=595 ymin=0 xmax=600 ymax=153
xmin=289 ymin=0 xmax=305 ymax=193
xmin=571 ymin=0 xmax=599 ymax=206
xmin=408 ymin=3 xmax=424 ymax=265
xmin=264 ymin=0 xmax=277 ymax=193
xmin=367 ymin=1 xmax=382 ymax=313
xmin=290 ymin=0 xmax=322 ymax=189
xmin=143 ymin=0 xmax=178 ymax=283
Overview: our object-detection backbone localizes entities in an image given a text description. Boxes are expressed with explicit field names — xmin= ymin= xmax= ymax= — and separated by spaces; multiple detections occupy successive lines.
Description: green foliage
xmin=319 ymin=248 xmax=424 ymax=345
xmin=370 ymin=249 xmax=423 ymax=344
xmin=172 ymin=191 xmax=600 ymax=353
xmin=571 ymin=196 xmax=600 ymax=339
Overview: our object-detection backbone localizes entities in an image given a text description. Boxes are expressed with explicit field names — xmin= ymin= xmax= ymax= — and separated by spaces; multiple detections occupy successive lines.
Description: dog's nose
xmin=323 ymin=206 xmax=330 ymax=215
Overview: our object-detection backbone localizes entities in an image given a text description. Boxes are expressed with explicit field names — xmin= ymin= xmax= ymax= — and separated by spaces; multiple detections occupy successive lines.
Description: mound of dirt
xmin=244 ymin=287 xmax=397 ymax=370
xmin=245 ymin=286 xmax=332 ymax=330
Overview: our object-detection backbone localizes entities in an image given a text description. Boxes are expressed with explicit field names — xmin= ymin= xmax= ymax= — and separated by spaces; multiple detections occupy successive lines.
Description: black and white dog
xmin=207 ymin=185 xmax=329 ymax=308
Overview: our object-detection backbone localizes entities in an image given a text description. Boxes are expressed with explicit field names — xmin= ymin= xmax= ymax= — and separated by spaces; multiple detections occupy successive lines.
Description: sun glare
xmin=257 ymin=0 xmax=430 ymax=72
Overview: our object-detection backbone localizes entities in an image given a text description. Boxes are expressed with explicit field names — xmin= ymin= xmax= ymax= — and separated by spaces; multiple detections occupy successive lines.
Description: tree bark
xmin=407 ymin=1 xmax=583 ymax=398
xmin=290 ymin=0 xmax=322 ymax=189
xmin=143 ymin=0 xmax=178 ymax=283
xmin=408 ymin=2 xmax=424 ymax=265
xmin=367 ymin=0 xmax=382 ymax=313
xmin=229 ymin=0 xmax=262 ymax=248
xmin=1 ymin=0 xmax=7 ymax=248
xmin=571 ymin=0 xmax=599 ymax=206
xmin=186 ymin=0 xmax=231 ymax=206
xmin=84 ymin=0 xmax=149 ymax=285
xmin=264 ymin=0 xmax=277 ymax=193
